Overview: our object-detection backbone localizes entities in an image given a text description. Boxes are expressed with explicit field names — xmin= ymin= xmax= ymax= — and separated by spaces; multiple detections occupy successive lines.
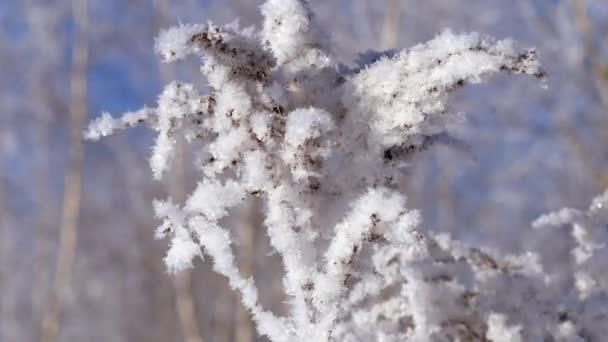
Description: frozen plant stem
xmin=84 ymin=0 xmax=605 ymax=341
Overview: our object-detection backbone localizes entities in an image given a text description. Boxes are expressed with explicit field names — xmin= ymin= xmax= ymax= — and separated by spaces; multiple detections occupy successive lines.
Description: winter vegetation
xmin=84 ymin=0 xmax=608 ymax=341
xmin=3 ymin=0 xmax=608 ymax=341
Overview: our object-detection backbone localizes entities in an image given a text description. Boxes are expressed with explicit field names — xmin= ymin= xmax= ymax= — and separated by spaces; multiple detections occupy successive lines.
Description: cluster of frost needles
xmin=87 ymin=0 xmax=608 ymax=341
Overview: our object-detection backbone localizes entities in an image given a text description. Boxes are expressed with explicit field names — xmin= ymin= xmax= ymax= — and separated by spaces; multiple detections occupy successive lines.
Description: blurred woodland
xmin=0 ymin=0 xmax=607 ymax=341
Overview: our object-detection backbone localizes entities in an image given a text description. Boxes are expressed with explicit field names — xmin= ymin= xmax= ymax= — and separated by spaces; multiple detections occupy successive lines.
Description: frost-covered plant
xmin=331 ymin=187 xmax=608 ymax=342
xmin=84 ymin=0 xmax=606 ymax=340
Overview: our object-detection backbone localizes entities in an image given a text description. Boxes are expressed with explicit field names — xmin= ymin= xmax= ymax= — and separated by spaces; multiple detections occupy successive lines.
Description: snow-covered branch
xmin=84 ymin=0 xmax=608 ymax=340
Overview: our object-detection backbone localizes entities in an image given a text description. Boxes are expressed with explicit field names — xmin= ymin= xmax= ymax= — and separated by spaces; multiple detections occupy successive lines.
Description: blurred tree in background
xmin=0 ymin=0 xmax=606 ymax=341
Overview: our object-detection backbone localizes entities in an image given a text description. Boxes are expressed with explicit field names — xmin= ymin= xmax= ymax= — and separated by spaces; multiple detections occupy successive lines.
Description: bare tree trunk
xmin=212 ymin=276 xmax=234 ymax=342
xmin=234 ymin=200 xmax=257 ymax=342
xmin=32 ymin=127 xmax=54 ymax=332
xmin=22 ymin=0 xmax=65 ymax=332
xmin=0 ymin=145 xmax=9 ymax=341
xmin=154 ymin=2 xmax=205 ymax=342
xmin=381 ymin=0 xmax=404 ymax=49
xmin=573 ymin=0 xmax=608 ymax=108
xmin=170 ymin=137 xmax=204 ymax=342
xmin=40 ymin=0 xmax=88 ymax=340
xmin=569 ymin=0 xmax=608 ymax=188
xmin=173 ymin=269 xmax=204 ymax=342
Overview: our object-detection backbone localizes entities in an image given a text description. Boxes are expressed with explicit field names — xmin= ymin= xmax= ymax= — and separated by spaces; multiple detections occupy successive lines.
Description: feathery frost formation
xmin=86 ymin=0 xmax=607 ymax=340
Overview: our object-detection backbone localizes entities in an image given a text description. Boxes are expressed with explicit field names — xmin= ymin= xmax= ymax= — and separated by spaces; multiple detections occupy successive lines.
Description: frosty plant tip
xmin=85 ymin=0 xmax=608 ymax=340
